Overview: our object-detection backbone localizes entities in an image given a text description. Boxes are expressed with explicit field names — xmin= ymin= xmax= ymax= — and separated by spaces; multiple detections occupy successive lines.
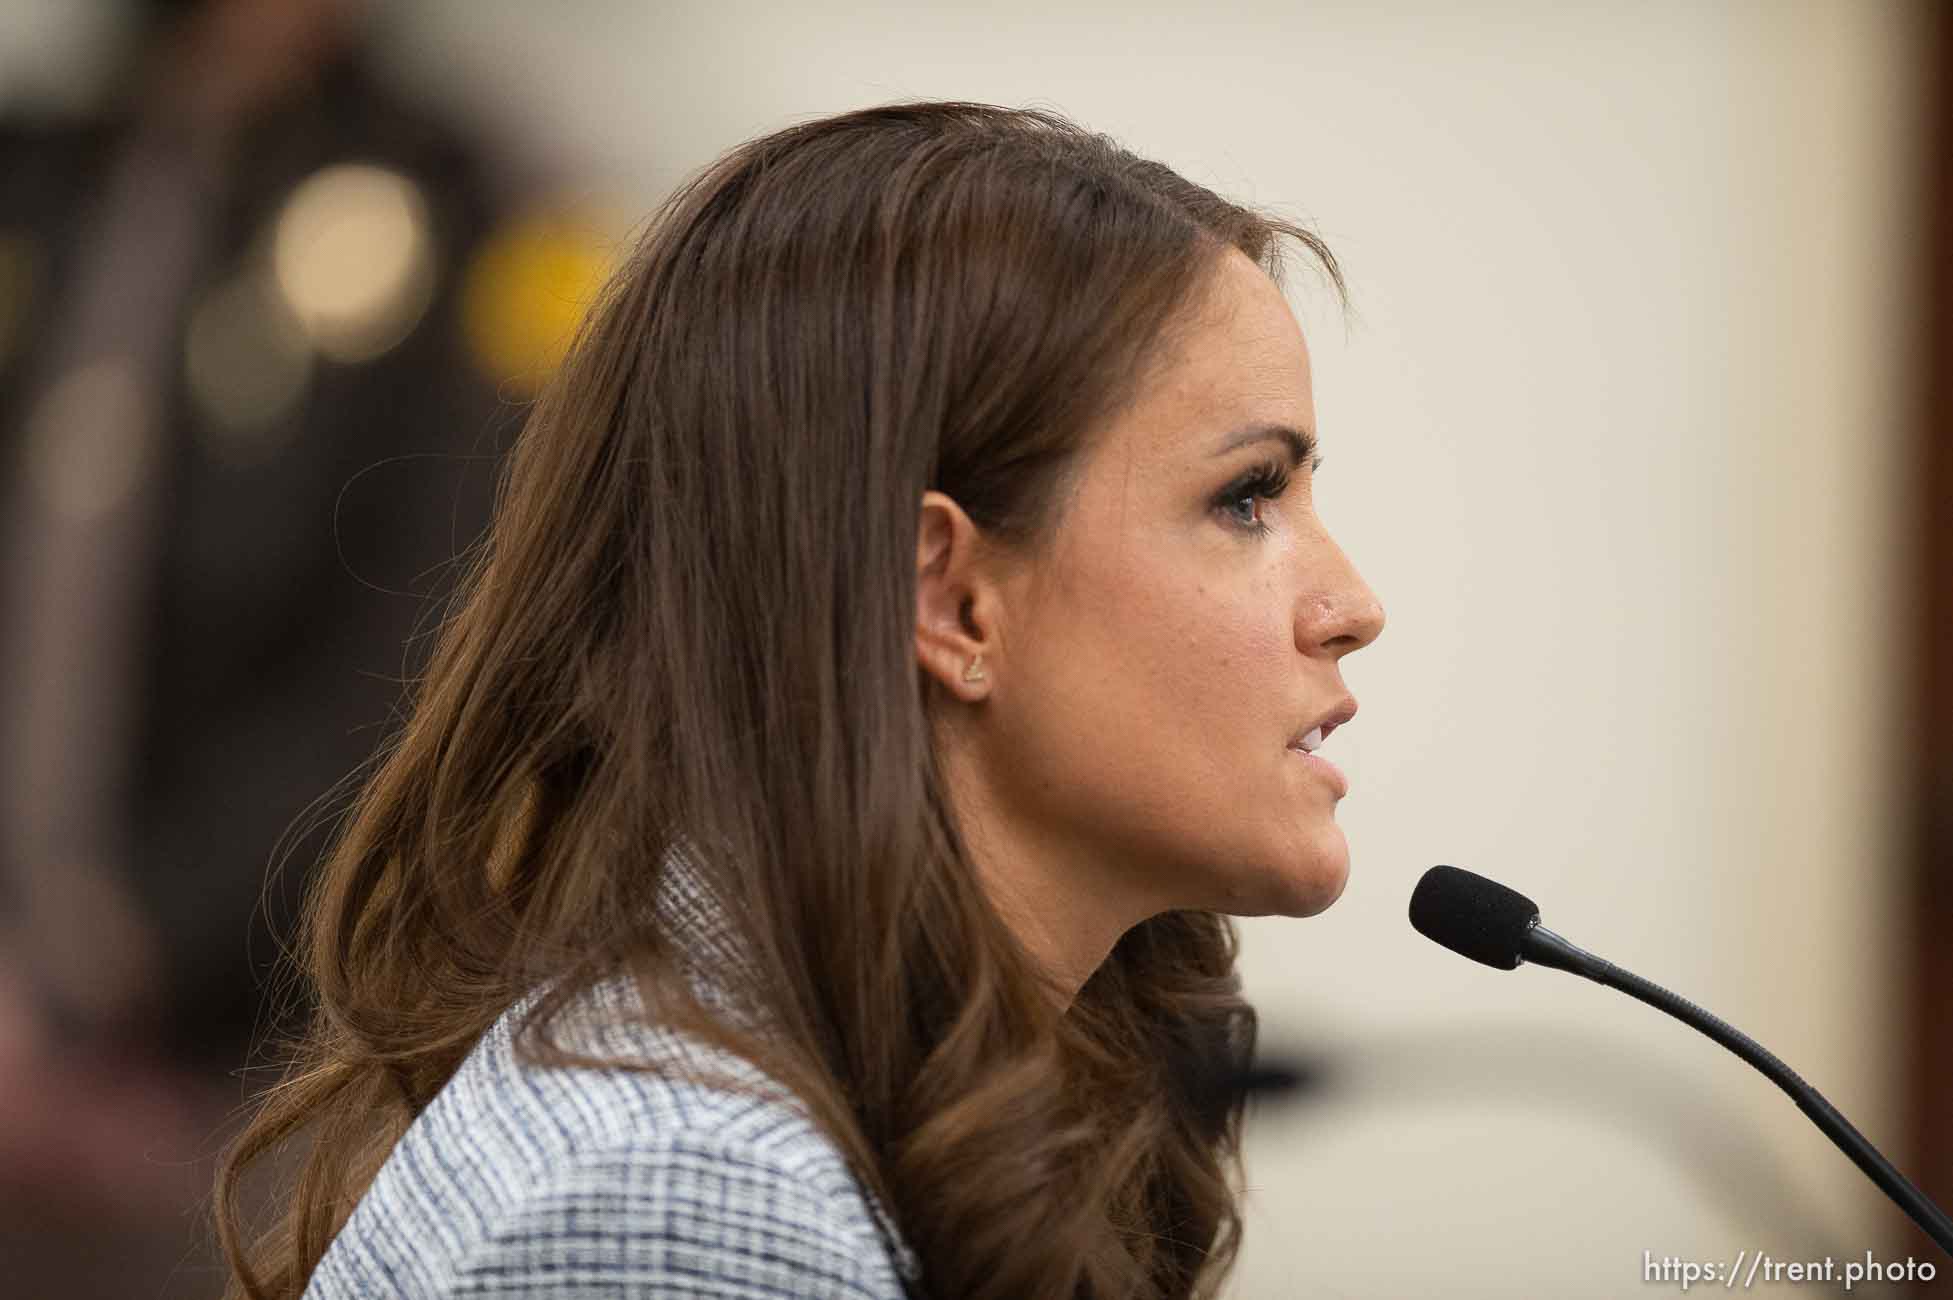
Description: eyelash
xmin=1216 ymin=457 xmax=1297 ymax=535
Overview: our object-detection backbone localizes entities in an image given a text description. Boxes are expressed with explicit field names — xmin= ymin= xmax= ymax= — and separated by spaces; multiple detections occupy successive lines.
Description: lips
xmin=1290 ymin=697 xmax=1358 ymax=750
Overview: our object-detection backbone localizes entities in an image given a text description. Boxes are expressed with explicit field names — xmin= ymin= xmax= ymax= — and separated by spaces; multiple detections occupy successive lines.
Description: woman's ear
xmin=915 ymin=490 xmax=998 ymax=703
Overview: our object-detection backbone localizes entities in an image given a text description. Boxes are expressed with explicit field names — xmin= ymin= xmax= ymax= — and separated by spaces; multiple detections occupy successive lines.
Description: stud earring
xmin=962 ymin=654 xmax=987 ymax=683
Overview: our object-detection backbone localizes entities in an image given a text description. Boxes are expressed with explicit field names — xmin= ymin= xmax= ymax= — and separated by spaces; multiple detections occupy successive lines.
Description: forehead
xmin=1124 ymin=249 xmax=1315 ymax=454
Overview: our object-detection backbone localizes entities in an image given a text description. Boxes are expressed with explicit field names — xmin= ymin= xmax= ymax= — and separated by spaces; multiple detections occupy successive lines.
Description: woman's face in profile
xmin=978 ymin=248 xmax=1385 ymax=925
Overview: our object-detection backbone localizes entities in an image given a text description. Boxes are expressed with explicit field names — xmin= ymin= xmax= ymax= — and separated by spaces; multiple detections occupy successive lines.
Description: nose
xmin=1302 ymin=541 xmax=1385 ymax=658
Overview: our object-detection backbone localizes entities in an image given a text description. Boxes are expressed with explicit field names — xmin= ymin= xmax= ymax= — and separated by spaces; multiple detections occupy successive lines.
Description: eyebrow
xmin=1210 ymin=422 xmax=1322 ymax=471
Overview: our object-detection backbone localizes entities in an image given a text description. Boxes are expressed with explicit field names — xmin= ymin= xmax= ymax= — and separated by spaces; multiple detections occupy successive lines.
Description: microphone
xmin=1409 ymin=864 xmax=1953 ymax=1256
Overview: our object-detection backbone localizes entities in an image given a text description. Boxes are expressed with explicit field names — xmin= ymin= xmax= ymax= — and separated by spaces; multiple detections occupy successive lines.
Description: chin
xmin=1211 ymin=844 xmax=1350 ymax=918
xmin=1277 ymin=818 xmax=1351 ymax=915
xmin=1293 ymin=857 xmax=1350 ymax=915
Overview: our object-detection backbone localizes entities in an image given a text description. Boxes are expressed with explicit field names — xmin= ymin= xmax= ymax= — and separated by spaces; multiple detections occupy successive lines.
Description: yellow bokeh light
xmin=461 ymin=209 xmax=617 ymax=396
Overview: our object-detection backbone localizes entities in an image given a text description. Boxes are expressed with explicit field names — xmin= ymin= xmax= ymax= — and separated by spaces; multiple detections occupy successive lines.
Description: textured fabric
xmin=302 ymin=847 xmax=923 ymax=1298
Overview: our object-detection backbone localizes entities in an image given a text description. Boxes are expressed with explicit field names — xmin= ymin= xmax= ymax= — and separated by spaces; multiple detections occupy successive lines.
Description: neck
xmin=935 ymin=737 xmax=1158 ymax=1013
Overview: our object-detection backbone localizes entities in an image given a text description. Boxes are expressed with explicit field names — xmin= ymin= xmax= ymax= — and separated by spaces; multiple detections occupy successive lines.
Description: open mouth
xmin=1285 ymin=743 xmax=1348 ymax=796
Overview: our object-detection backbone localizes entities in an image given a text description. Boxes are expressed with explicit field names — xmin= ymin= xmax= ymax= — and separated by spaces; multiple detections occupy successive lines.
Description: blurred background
xmin=0 ymin=1 xmax=1945 ymax=1296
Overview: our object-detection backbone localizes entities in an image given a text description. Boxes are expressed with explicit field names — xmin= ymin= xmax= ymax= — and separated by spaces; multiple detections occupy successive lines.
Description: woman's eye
xmin=1217 ymin=464 xmax=1290 ymax=533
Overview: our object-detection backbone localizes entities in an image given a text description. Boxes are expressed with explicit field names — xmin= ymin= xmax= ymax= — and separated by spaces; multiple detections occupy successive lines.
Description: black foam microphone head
xmin=1409 ymin=865 xmax=1541 ymax=970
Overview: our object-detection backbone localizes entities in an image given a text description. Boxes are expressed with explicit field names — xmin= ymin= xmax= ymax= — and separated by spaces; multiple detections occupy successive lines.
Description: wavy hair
xmin=210 ymin=99 xmax=1345 ymax=1300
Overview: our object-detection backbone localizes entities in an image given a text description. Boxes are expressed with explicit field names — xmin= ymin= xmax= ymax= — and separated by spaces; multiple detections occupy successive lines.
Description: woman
xmin=212 ymin=99 xmax=1384 ymax=1300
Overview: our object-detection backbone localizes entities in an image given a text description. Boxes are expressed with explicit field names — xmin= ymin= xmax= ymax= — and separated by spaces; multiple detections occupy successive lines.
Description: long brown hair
xmin=211 ymin=100 xmax=1345 ymax=1300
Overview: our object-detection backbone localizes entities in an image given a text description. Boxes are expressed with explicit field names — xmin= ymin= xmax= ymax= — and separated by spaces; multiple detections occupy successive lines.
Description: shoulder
xmin=444 ymin=1125 xmax=892 ymax=1299
xmin=304 ymin=978 xmax=917 ymax=1298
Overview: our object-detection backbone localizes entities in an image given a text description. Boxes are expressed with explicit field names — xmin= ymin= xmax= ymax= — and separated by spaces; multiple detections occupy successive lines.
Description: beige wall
xmin=378 ymin=1 xmax=1930 ymax=1293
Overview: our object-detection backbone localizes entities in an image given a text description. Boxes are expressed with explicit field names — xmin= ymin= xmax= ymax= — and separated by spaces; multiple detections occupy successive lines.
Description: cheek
xmin=1142 ymin=580 xmax=1294 ymax=741
xmin=1047 ymin=568 xmax=1284 ymax=751
xmin=1067 ymin=567 xmax=1353 ymax=914
xmin=1001 ymin=568 xmax=1309 ymax=850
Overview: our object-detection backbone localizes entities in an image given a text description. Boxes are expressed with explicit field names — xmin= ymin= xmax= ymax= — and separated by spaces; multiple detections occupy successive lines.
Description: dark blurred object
xmin=1226 ymin=1054 xmax=1326 ymax=1102
xmin=0 ymin=0 xmax=512 ymax=1092
xmin=1906 ymin=0 xmax=1953 ymax=1269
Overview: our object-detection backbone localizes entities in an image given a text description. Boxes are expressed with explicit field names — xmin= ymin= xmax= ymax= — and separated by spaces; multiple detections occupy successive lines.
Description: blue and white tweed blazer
xmin=303 ymin=851 xmax=924 ymax=1298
